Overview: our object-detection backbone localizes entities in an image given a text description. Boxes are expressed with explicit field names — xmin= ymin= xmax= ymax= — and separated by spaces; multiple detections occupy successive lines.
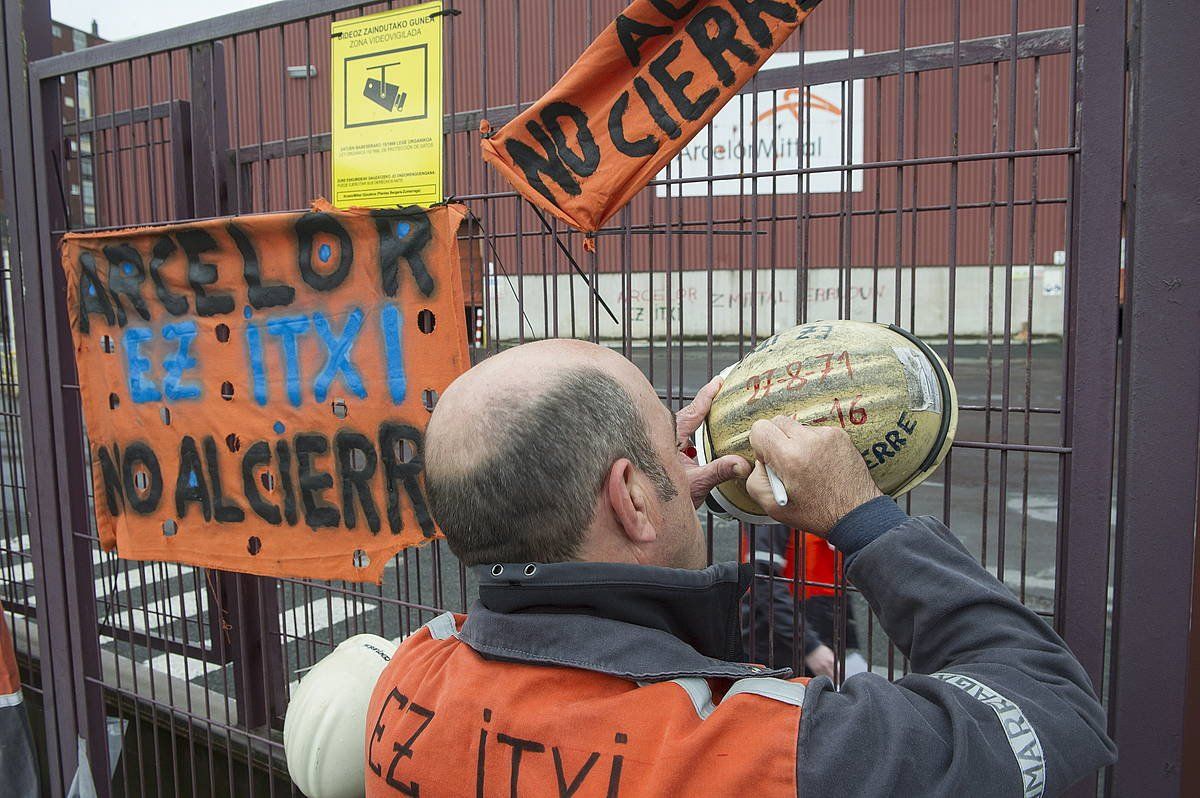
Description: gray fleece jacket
xmin=460 ymin=501 xmax=1115 ymax=796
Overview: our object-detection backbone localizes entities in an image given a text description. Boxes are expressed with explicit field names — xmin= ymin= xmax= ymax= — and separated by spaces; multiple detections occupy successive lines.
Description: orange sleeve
xmin=0 ymin=603 xmax=21 ymax=696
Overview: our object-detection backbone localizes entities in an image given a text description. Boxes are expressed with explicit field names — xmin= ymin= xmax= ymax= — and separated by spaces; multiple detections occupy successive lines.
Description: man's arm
xmin=746 ymin=419 xmax=1115 ymax=797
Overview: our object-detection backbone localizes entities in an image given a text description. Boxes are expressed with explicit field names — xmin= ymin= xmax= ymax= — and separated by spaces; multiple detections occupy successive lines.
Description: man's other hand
xmin=804 ymin=644 xmax=837 ymax=679
xmin=677 ymin=376 xmax=751 ymax=508
xmin=746 ymin=416 xmax=882 ymax=535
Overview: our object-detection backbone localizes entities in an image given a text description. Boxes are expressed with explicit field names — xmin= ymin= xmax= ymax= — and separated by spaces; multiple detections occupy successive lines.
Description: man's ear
xmin=605 ymin=458 xmax=657 ymax=545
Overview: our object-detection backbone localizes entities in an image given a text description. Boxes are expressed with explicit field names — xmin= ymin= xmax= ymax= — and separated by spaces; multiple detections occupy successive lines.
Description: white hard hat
xmin=284 ymin=634 xmax=398 ymax=798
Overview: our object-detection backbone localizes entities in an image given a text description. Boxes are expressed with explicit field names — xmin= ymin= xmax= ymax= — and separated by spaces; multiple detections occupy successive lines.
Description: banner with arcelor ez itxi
xmin=61 ymin=202 xmax=468 ymax=583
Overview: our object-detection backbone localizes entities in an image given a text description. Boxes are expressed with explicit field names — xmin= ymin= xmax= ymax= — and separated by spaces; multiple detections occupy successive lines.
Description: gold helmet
xmin=697 ymin=320 xmax=958 ymax=524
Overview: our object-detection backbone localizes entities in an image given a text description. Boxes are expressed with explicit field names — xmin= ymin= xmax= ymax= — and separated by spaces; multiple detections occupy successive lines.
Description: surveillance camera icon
xmin=364 ymin=64 xmax=408 ymax=112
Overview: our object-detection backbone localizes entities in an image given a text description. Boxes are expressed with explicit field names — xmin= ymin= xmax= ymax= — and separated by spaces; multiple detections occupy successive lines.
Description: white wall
xmin=490 ymin=265 xmax=1066 ymax=342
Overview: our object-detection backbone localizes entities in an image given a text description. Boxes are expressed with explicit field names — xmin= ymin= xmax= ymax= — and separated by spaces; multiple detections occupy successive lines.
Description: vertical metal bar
xmin=1110 ymin=0 xmax=1200 ymax=794
xmin=796 ymin=21 xmax=809 ymax=328
xmin=942 ymin=0 xmax=962 ymax=525
xmin=869 ymin=72 xmax=882 ymax=324
xmin=833 ymin=2 xmax=859 ymax=675
xmin=907 ymin=70 xmax=919 ymax=336
xmin=144 ymin=56 xmax=160 ymax=224
xmin=255 ymin=29 xmax=268 ymax=213
xmin=126 ymin=561 xmax=154 ymax=795
xmin=1056 ymin=5 xmax=1124 ymax=794
xmin=108 ymin=63 xmax=127 ymax=225
xmin=981 ymin=61 xmax=1000 ymax=572
xmin=189 ymin=42 xmax=224 ymax=216
xmin=278 ymin=24 xmax=291 ymax=211
xmin=443 ymin=0 xmax=457 ymax=197
xmin=169 ymin=100 xmax=195 ymax=218
xmin=540 ymin=2 xmax=558 ymax=345
xmin=892 ymin=0 xmax=906 ymax=327
xmin=0 ymin=5 xmax=70 ymax=793
xmin=994 ymin=0 xmax=1021 ymax=586
xmin=1017 ymin=57 xmax=1040 ymax=605
xmin=3 ymin=0 xmax=112 ymax=792
xmin=512 ymin=0 xmax=526 ymax=345
xmin=231 ymin=34 xmax=246 ymax=215
xmin=59 ymin=69 xmax=81 ymax=230
xmin=126 ymin=58 xmax=144 ymax=224
xmin=749 ymin=81 xmax=760 ymax=349
xmin=586 ymin=0 xmax=597 ymax=345
xmin=304 ymin=18 xmax=315 ymax=204
xmin=189 ymin=41 xmax=285 ymax=732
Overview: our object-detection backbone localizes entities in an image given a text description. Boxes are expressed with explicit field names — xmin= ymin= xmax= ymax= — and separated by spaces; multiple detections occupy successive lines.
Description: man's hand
xmin=805 ymin=644 xmax=837 ymax=679
xmin=745 ymin=416 xmax=882 ymax=535
xmin=677 ymin=377 xmax=751 ymax=508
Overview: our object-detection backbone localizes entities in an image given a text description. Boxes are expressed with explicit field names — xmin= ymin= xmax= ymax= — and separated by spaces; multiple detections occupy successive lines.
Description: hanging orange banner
xmin=61 ymin=202 xmax=469 ymax=583
xmin=481 ymin=0 xmax=822 ymax=240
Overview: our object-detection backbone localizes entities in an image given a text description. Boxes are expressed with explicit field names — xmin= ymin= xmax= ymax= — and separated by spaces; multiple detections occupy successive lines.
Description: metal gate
xmin=0 ymin=0 xmax=1196 ymax=795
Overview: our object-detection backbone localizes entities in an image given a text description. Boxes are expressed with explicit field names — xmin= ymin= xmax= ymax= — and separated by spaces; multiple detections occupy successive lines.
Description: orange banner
xmin=481 ymin=0 xmax=821 ymax=239
xmin=61 ymin=202 xmax=469 ymax=583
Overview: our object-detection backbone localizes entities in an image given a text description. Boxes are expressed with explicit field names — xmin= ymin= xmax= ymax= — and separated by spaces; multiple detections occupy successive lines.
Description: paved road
xmin=0 ymin=340 xmax=1070 ymax=695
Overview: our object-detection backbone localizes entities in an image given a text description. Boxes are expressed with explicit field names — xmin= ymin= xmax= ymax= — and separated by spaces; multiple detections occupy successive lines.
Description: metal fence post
xmin=187 ymin=40 xmax=287 ymax=731
xmin=1109 ymin=0 xmax=1200 ymax=794
xmin=1056 ymin=4 xmax=1126 ymax=794
xmin=168 ymin=99 xmax=195 ymax=220
xmin=1 ymin=0 xmax=111 ymax=793
xmin=0 ymin=5 xmax=71 ymax=793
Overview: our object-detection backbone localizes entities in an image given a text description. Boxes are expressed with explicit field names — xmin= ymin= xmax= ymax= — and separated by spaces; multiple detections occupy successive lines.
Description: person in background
xmin=741 ymin=525 xmax=868 ymax=679
xmin=0 ymin=603 xmax=38 ymax=797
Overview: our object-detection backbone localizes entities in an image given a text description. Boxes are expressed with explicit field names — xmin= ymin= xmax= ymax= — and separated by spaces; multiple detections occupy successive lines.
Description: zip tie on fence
xmin=479 ymin=119 xmax=493 ymax=139
xmin=204 ymin=570 xmax=233 ymax=636
xmin=525 ymin=202 xmax=619 ymax=325
xmin=429 ymin=8 xmax=463 ymax=18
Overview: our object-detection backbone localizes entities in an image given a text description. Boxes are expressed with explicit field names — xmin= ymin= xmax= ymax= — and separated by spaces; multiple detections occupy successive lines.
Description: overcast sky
xmin=52 ymin=0 xmax=274 ymax=41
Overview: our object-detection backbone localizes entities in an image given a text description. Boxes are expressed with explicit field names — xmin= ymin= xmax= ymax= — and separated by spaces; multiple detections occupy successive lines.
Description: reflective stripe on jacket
xmin=365 ymin=612 xmax=807 ymax=797
xmin=366 ymin=516 xmax=1115 ymax=797
xmin=0 ymin=605 xmax=39 ymax=798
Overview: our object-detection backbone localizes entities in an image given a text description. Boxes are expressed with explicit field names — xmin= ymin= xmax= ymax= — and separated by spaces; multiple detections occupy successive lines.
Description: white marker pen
xmin=765 ymin=464 xmax=788 ymax=507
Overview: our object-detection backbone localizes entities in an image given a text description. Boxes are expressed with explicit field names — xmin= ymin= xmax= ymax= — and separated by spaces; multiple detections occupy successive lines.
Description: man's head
xmin=424 ymin=339 xmax=704 ymax=569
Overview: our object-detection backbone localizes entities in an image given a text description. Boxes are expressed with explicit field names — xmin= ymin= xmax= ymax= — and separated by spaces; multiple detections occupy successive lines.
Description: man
xmin=741 ymin=524 xmax=843 ymax=679
xmin=0 ymin=604 xmax=38 ymax=797
xmin=364 ymin=339 xmax=1114 ymax=796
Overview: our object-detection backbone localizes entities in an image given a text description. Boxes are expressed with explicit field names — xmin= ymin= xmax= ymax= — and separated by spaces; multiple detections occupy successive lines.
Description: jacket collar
xmin=457 ymin=560 xmax=792 ymax=683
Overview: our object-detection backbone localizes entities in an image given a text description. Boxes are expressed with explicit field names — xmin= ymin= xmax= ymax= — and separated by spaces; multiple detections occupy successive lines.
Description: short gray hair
xmin=426 ymin=366 xmax=677 ymax=565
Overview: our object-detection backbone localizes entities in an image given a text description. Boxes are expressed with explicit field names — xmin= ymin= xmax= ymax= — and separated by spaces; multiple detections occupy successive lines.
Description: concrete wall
xmin=490 ymin=265 xmax=1066 ymax=342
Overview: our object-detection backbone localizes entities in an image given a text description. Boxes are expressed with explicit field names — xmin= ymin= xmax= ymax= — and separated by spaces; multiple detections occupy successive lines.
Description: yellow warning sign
xmin=331 ymin=1 xmax=443 ymax=208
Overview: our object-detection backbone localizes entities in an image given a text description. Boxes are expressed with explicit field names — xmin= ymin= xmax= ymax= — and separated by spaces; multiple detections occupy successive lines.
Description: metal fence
xmin=0 ymin=0 xmax=1197 ymax=795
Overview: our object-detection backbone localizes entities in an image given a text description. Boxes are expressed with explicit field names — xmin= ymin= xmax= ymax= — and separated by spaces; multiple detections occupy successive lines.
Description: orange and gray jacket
xmin=1 ymin=605 xmax=38 ymax=798
xmin=366 ymin=500 xmax=1115 ymax=796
